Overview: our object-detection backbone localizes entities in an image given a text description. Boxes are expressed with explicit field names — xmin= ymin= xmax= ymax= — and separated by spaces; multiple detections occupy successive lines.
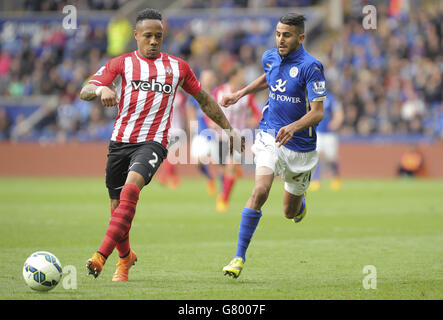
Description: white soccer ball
xmin=23 ymin=251 xmax=63 ymax=291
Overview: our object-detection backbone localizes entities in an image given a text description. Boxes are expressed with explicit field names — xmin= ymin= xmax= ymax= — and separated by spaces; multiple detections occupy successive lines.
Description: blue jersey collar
xmin=280 ymin=44 xmax=305 ymax=62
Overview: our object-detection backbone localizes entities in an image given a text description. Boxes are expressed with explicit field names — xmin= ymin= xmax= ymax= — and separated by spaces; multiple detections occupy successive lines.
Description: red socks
xmin=110 ymin=205 xmax=130 ymax=258
xmin=222 ymin=176 xmax=235 ymax=202
xmin=98 ymin=184 xmax=140 ymax=258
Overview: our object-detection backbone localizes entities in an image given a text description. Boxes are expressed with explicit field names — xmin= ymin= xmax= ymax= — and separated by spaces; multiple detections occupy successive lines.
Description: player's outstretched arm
xmin=79 ymin=83 xmax=99 ymax=101
xmin=220 ymin=73 xmax=268 ymax=107
xmin=275 ymin=100 xmax=324 ymax=147
xmin=80 ymin=83 xmax=119 ymax=107
xmin=193 ymin=89 xmax=245 ymax=153
xmin=193 ymin=89 xmax=232 ymax=130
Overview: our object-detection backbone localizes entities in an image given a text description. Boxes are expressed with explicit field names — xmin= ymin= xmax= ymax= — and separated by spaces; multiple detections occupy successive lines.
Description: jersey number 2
xmin=149 ymin=152 xmax=158 ymax=168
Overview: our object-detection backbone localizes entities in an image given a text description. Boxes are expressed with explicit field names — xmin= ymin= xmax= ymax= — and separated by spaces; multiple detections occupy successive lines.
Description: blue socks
xmin=330 ymin=162 xmax=339 ymax=176
xmin=298 ymin=196 xmax=305 ymax=214
xmin=235 ymin=208 xmax=262 ymax=261
xmin=293 ymin=196 xmax=306 ymax=222
xmin=199 ymin=164 xmax=212 ymax=180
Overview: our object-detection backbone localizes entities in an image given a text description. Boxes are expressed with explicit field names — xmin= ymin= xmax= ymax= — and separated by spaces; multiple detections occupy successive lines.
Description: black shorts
xmin=105 ymin=140 xmax=168 ymax=199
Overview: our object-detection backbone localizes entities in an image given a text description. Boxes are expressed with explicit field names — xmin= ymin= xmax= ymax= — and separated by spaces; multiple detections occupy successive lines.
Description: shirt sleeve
xmin=261 ymin=49 xmax=273 ymax=73
xmin=179 ymin=61 xmax=202 ymax=96
xmin=305 ymin=62 xmax=327 ymax=102
xmin=88 ymin=56 xmax=123 ymax=86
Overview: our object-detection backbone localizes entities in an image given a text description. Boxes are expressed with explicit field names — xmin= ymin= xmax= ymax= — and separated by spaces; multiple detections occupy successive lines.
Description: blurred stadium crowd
xmin=180 ymin=0 xmax=321 ymax=9
xmin=0 ymin=0 xmax=441 ymax=142
xmin=322 ymin=2 xmax=442 ymax=138
xmin=9 ymin=0 xmax=130 ymax=11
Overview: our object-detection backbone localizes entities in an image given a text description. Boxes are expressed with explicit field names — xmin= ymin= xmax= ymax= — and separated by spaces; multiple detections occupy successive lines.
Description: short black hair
xmin=136 ymin=8 xmax=162 ymax=25
xmin=279 ymin=13 xmax=306 ymax=34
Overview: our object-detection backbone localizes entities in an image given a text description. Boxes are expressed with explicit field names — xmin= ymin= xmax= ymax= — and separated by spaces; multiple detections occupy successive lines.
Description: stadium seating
xmin=0 ymin=0 xmax=441 ymax=143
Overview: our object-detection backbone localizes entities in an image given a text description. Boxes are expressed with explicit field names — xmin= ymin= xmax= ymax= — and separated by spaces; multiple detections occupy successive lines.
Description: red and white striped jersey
xmin=170 ymin=89 xmax=187 ymax=131
xmin=88 ymin=50 xmax=201 ymax=146
xmin=212 ymin=83 xmax=261 ymax=131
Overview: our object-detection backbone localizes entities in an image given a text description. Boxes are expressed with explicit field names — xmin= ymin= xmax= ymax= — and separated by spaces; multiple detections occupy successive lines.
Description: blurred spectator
xmin=81 ymin=103 xmax=113 ymax=140
xmin=33 ymin=103 xmax=58 ymax=140
xmin=398 ymin=145 xmax=424 ymax=177
xmin=0 ymin=51 xmax=12 ymax=77
xmin=107 ymin=14 xmax=132 ymax=57
xmin=7 ymin=75 xmax=24 ymax=97
xmin=0 ymin=108 xmax=11 ymax=141
xmin=56 ymin=96 xmax=79 ymax=142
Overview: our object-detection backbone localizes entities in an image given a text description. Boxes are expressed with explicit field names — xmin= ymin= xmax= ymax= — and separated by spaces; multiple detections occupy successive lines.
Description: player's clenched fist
xmin=220 ymin=91 xmax=241 ymax=108
xmin=97 ymin=86 xmax=120 ymax=107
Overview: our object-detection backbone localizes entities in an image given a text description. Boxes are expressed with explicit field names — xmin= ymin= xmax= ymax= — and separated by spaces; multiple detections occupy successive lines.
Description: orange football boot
xmin=112 ymin=249 xmax=137 ymax=282
xmin=86 ymin=252 xmax=106 ymax=278
xmin=207 ymin=179 xmax=216 ymax=196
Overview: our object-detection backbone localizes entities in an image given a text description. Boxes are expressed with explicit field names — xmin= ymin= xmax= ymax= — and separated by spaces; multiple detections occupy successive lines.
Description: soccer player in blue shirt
xmin=189 ymin=70 xmax=219 ymax=195
xmin=220 ymin=13 xmax=326 ymax=278
xmin=310 ymin=90 xmax=344 ymax=191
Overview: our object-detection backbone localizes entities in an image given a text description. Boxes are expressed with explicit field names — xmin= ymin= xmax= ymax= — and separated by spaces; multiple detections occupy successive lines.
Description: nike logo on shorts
xmin=129 ymin=162 xmax=143 ymax=171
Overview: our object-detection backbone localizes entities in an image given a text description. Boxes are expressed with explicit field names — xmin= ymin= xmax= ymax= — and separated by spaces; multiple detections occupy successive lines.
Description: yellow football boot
xmin=293 ymin=194 xmax=307 ymax=223
xmin=216 ymin=194 xmax=229 ymax=212
xmin=330 ymin=178 xmax=342 ymax=191
xmin=222 ymin=257 xmax=244 ymax=278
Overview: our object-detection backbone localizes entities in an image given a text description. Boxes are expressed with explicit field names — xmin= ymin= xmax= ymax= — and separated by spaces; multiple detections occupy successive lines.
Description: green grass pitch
xmin=0 ymin=177 xmax=442 ymax=300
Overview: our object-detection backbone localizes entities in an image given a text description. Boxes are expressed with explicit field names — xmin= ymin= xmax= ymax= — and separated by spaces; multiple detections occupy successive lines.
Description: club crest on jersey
xmin=270 ymin=79 xmax=287 ymax=93
xmin=165 ymin=66 xmax=173 ymax=76
xmin=290 ymin=66 xmax=298 ymax=78
xmin=131 ymin=79 xmax=172 ymax=94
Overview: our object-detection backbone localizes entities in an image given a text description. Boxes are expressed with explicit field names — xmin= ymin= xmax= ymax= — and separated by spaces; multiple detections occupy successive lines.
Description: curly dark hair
xmin=136 ymin=8 xmax=162 ymax=25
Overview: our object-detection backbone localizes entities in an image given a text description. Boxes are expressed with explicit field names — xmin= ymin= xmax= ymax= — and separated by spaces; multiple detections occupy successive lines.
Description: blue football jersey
xmin=259 ymin=44 xmax=326 ymax=152
xmin=189 ymin=97 xmax=209 ymax=134
xmin=316 ymin=92 xmax=342 ymax=133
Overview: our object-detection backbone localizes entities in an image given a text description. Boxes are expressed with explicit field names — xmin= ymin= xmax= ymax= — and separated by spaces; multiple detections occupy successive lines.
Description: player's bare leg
xmin=283 ymin=190 xmax=306 ymax=223
xmin=245 ymin=168 xmax=274 ymax=210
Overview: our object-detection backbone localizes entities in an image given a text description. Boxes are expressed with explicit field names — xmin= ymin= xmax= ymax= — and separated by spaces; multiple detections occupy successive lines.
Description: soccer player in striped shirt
xmin=80 ymin=8 xmax=243 ymax=281
xmin=211 ymin=64 xmax=261 ymax=212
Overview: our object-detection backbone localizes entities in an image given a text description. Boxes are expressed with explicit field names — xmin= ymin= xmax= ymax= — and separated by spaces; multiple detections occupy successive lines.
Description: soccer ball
xmin=23 ymin=251 xmax=63 ymax=291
